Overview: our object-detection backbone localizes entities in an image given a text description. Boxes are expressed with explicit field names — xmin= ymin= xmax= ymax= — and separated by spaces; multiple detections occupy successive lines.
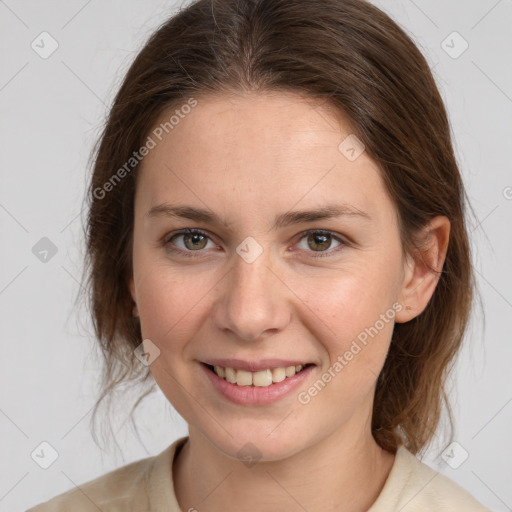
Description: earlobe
xmin=395 ymin=216 xmax=450 ymax=323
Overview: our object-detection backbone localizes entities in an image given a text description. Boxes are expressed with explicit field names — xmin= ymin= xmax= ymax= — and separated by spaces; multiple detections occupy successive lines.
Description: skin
xmin=129 ymin=91 xmax=450 ymax=512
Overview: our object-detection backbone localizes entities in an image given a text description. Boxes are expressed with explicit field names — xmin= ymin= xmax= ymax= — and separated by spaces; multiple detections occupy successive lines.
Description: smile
xmin=206 ymin=363 xmax=314 ymax=387
xmin=200 ymin=361 xmax=316 ymax=406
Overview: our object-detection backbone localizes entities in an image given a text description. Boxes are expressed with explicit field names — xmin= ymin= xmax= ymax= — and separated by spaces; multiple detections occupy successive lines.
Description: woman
xmin=28 ymin=0 xmax=491 ymax=510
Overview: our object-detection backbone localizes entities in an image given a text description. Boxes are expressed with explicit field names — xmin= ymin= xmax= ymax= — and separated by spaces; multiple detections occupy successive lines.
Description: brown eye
xmin=307 ymin=232 xmax=331 ymax=251
xmin=296 ymin=230 xmax=345 ymax=257
xmin=165 ymin=228 xmax=214 ymax=255
xmin=181 ymin=231 xmax=208 ymax=250
xmin=163 ymin=228 xmax=346 ymax=259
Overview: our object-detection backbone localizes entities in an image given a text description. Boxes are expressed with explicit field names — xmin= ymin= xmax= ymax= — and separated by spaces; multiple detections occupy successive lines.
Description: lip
xmin=200 ymin=362 xmax=316 ymax=406
xmin=202 ymin=358 xmax=311 ymax=372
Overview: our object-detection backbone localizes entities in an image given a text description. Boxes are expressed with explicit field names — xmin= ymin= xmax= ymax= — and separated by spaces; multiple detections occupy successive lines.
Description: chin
xmin=198 ymin=420 xmax=314 ymax=464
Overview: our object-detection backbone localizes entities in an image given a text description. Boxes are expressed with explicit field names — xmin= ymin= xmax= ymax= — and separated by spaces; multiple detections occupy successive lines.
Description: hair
xmin=78 ymin=0 xmax=478 ymax=456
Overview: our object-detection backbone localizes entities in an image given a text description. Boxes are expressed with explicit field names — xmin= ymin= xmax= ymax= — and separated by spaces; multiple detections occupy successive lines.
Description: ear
xmin=395 ymin=216 xmax=450 ymax=323
xmin=129 ymin=275 xmax=139 ymax=318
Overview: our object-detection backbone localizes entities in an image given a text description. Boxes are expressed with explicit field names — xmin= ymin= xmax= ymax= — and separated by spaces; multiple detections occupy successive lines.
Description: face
xmin=129 ymin=91 xmax=411 ymax=461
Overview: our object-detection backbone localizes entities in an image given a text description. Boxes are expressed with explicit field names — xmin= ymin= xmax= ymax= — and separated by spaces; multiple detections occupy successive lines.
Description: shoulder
xmin=370 ymin=444 xmax=492 ymax=512
xmin=25 ymin=445 xmax=173 ymax=512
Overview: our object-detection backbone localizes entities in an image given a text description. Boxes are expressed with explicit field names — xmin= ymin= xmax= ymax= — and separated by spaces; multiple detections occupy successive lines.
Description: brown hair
xmin=79 ymin=0 xmax=478 ymax=455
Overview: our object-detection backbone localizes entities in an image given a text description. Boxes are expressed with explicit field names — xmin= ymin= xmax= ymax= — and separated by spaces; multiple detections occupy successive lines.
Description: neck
xmin=173 ymin=422 xmax=395 ymax=512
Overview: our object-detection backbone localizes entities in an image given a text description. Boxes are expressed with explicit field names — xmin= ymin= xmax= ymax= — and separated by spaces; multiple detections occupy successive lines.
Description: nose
xmin=212 ymin=247 xmax=292 ymax=342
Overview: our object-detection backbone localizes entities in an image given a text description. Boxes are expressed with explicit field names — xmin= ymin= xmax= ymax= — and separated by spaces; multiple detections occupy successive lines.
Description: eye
xmin=162 ymin=228 xmax=346 ymax=258
xmin=294 ymin=230 xmax=345 ymax=257
xmin=164 ymin=228 xmax=216 ymax=256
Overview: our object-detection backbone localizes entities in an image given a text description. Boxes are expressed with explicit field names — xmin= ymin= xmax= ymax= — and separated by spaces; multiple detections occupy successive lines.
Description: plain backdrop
xmin=0 ymin=1 xmax=511 ymax=511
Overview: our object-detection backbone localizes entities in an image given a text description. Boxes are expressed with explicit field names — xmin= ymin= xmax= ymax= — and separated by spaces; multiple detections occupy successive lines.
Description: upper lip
xmin=201 ymin=358 xmax=314 ymax=372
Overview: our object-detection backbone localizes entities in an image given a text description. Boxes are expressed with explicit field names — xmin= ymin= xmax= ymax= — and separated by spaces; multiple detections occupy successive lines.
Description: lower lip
xmin=200 ymin=363 xmax=316 ymax=406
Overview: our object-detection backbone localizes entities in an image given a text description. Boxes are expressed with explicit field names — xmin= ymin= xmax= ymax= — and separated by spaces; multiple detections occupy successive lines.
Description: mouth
xmin=201 ymin=362 xmax=316 ymax=388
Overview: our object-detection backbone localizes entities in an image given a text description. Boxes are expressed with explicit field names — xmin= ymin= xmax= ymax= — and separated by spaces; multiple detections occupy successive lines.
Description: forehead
xmin=135 ymin=92 xmax=394 ymax=226
xmin=148 ymin=91 xmax=358 ymax=162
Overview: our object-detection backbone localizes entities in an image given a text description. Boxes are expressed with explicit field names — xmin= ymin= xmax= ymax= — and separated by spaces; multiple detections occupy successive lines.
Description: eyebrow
xmin=145 ymin=203 xmax=371 ymax=230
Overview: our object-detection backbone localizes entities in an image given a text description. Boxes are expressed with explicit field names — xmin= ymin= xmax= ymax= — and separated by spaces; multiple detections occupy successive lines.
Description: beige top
xmin=27 ymin=436 xmax=491 ymax=511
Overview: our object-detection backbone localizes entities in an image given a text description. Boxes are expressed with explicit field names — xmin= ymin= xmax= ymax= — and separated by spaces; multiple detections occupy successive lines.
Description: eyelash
xmin=161 ymin=228 xmax=348 ymax=259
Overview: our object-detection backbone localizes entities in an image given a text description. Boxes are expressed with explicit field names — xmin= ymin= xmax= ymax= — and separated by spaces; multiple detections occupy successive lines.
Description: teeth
xmin=211 ymin=364 xmax=306 ymax=387
xmin=236 ymin=369 xmax=253 ymax=386
xmin=285 ymin=365 xmax=296 ymax=377
xmin=225 ymin=367 xmax=237 ymax=384
xmin=253 ymin=369 xmax=273 ymax=387
xmin=272 ymin=367 xmax=286 ymax=383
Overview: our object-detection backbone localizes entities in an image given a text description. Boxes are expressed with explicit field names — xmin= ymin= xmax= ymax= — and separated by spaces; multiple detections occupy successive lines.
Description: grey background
xmin=0 ymin=1 xmax=511 ymax=510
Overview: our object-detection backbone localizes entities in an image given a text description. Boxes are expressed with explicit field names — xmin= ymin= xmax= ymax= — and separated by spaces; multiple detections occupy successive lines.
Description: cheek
xmin=134 ymin=264 xmax=207 ymax=411
xmin=135 ymin=263 xmax=207 ymax=349
xmin=290 ymin=264 xmax=398 ymax=391
xmin=295 ymin=276 xmax=396 ymax=415
xmin=297 ymin=265 xmax=397 ymax=338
